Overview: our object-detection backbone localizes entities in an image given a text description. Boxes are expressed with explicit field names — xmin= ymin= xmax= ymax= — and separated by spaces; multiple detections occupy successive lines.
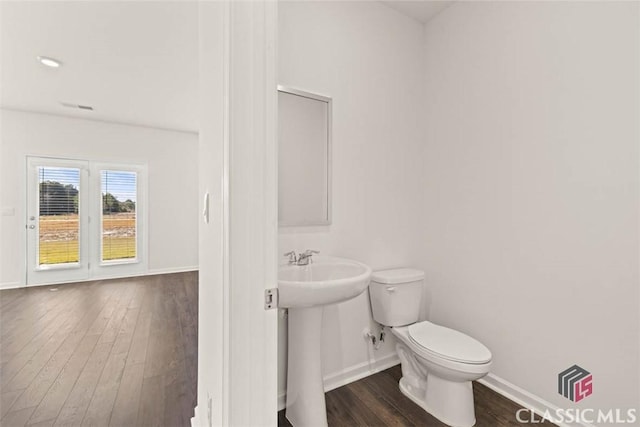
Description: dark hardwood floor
xmin=2 ymin=272 xmax=552 ymax=427
xmin=0 ymin=272 xmax=198 ymax=427
xmin=278 ymin=365 xmax=556 ymax=427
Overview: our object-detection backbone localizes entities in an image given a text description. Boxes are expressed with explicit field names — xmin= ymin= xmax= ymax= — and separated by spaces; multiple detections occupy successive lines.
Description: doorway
xmin=26 ymin=156 xmax=146 ymax=286
xmin=26 ymin=157 xmax=90 ymax=285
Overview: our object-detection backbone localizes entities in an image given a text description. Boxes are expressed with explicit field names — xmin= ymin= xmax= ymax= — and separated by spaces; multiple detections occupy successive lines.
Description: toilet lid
xmin=408 ymin=321 xmax=492 ymax=364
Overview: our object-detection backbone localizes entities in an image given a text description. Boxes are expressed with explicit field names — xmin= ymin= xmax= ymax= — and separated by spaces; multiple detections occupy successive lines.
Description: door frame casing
xmin=26 ymin=156 xmax=90 ymax=286
xmin=25 ymin=156 xmax=148 ymax=287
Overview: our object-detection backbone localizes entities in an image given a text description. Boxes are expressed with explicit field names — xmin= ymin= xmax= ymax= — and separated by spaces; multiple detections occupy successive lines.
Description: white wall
xmin=0 ymin=109 xmax=199 ymax=288
xmin=420 ymin=1 xmax=639 ymax=419
xmin=278 ymin=0 xmax=639 ymax=419
xmin=278 ymin=1 xmax=425 ymax=401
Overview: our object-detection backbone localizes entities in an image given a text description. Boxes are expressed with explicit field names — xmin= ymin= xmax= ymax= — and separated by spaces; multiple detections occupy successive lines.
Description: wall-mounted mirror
xmin=278 ymin=86 xmax=332 ymax=226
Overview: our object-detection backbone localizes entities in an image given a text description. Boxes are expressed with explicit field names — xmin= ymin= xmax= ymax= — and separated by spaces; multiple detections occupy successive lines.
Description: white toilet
xmin=369 ymin=268 xmax=492 ymax=427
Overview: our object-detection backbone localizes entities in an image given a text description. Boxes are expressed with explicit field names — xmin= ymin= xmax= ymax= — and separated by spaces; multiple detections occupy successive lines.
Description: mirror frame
xmin=277 ymin=85 xmax=332 ymax=226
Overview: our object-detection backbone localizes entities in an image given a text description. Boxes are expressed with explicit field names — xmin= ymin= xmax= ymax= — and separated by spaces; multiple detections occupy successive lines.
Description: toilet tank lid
xmin=371 ymin=268 xmax=425 ymax=284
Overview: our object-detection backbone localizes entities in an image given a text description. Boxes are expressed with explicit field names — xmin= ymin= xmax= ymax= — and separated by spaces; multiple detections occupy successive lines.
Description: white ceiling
xmin=381 ymin=1 xmax=454 ymax=24
xmin=0 ymin=1 xmax=451 ymax=133
xmin=1 ymin=1 xmax=199 ymax=133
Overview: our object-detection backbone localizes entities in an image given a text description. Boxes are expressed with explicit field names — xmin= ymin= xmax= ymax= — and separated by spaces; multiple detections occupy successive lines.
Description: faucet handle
xmin=298 ymin=250 xmax=320 ymax=264
xmin=284 ymin=251 xmax=297 ymax=264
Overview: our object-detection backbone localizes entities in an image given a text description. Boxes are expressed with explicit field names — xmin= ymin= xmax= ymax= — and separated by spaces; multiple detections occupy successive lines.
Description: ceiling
xmin=0 ymin=1 xmax=451 ymax=133
xmin=381 ymin=1 xmax=454 ymax=24
xmin=1 ymin=1 xmax=199 ymax=133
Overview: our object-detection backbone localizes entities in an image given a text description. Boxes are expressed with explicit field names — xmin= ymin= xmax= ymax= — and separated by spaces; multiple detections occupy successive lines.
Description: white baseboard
xmin=0 ymin=266 xmax=199 ymax=290
xmin=146 ymin=266 xmax=199 ymax=276
xmin=478 ymin=374 xmax=595 ymax=427
xmin=191 ymin=405 xmax=201 ymax=427
xmin=277 ymin=352 xmax=400 ymax=411
xmin=0 ymin=281 xmax=22 ymax=290
xmin=96 ymin=265 xmax=199 ymax=281
xmin=323 ymin=352 xmax=401 ymax=393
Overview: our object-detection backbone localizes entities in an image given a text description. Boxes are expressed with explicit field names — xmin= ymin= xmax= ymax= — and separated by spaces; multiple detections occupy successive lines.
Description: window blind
xmin=38 ymin=167 xmax=80 ymax=265
xmin=101 ymin=170 xmax=137 ymax=261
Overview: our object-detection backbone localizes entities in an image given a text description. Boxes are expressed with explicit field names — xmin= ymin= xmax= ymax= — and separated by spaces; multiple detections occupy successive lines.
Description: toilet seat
xmin=408 ymin=321 xmax=492 ymax=365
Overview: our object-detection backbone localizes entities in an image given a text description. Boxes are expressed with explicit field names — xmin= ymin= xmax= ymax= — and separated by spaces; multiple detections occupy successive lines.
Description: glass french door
xmin=26 ymin=157 xmax=90 ymax=286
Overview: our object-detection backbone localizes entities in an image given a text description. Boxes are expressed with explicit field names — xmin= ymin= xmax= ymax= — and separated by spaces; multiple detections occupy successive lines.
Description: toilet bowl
xmin=391 ymin=322 xmax=491 ymax=427
xmin=369 ymin=268 xmax=492 ymax=427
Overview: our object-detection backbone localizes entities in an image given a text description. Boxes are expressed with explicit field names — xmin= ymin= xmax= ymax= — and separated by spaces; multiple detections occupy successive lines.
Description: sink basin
xmin=279 ymin=256 xmax=371 ymax=426
xmin=278 ymin=256 xmax=372 ymax=308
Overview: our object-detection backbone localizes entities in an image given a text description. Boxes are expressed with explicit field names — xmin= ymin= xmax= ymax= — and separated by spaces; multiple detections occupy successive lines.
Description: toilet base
xmin=398 ymin=375 xmax=476 ymax=427
xmin=395 ymin=338 xmax=481 ymax=427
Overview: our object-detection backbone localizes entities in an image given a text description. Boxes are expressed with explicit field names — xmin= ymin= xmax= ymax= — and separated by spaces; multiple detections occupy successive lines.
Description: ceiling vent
xmin=60 ymin=102 xmax=94 ymax=111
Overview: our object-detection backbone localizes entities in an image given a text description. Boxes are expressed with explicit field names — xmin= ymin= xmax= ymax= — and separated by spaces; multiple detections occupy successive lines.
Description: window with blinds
xmin=38 ymin=166 xmax=81 ymax=266
xmin=101 ymin=170 xmax=137 ymax=262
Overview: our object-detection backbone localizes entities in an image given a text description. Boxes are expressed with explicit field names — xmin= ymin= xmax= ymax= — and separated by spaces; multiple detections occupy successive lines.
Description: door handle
xmin=28 ymin=225 xmax=35 ymax=229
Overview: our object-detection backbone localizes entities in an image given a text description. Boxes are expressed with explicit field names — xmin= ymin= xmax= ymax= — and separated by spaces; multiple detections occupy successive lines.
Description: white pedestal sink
xmin=279 ymin=256 xmax=372 ymax=427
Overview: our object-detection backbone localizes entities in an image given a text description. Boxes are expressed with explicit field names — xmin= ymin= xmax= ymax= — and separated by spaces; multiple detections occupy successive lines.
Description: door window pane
xmin=101 ymin=170 xmax=137 ymax=262
xmin=38 ymin=167 xmax=80 ymax=265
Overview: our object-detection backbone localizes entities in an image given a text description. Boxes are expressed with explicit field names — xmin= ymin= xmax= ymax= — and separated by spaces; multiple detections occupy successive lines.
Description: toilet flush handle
xmin=385 ymin=286 xmax=396 ymax=293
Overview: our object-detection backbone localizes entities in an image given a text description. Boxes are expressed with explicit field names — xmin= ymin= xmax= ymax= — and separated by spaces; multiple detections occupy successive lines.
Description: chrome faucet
xmin=284 ymin=251 xmax=298 ymax=265
xmin=296 ymin=250 xmax=319 ymax=266
xmin=283 ymin=250 xmax=320 ymax=265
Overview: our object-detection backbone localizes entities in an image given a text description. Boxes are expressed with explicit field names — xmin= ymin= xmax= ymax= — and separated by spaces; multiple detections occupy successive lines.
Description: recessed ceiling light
xmin=37 ymin=56 xmax=62 ymax=68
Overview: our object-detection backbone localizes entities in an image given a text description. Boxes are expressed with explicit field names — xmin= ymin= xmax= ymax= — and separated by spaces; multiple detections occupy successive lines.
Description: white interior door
xmin=26 ymin=157 xmax=90 ymax=286
xmin=226 ymin=1 xmax=279 ymax=424
xmin=194 ymin=1 xmax=278 ymax=426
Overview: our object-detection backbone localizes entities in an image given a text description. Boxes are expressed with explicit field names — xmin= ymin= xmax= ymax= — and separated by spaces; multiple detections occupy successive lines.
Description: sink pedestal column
xmin=285 ymin=306 xmax=327 ymax=427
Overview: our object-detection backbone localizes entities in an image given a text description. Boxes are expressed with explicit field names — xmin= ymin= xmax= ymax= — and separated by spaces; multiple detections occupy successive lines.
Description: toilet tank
xmin=369 ymin=268 xmax=425 ymax=327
